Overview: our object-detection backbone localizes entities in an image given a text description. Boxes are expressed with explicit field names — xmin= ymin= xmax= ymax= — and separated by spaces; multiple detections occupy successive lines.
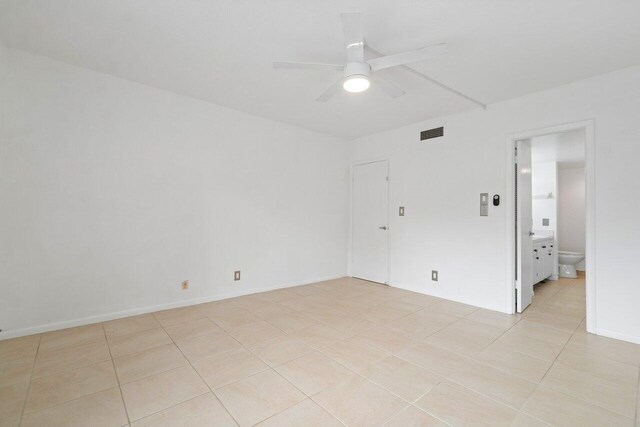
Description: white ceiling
xmin=2 ymin=1 xmax=640 ymax=139
xmin=532 ymin=129 xmax=585 ymax=167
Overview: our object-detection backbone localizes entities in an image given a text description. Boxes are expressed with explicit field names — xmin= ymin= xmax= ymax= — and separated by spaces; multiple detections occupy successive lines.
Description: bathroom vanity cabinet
xmin=533 ymin=237 xmax=555 ymax=284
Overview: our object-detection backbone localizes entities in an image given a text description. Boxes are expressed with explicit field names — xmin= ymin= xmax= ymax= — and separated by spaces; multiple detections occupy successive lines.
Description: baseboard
xmin=0 ymin=274 xmax=345 ymax=341
xmin=387 ymin=281 xmax=506 ymax=314
xmin=594 ymin=327 xmax=640 ymax=345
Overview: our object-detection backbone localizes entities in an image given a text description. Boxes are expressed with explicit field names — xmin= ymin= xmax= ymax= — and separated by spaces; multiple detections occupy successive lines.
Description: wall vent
xmin=420 ymin=127 xmax=444 ymax=141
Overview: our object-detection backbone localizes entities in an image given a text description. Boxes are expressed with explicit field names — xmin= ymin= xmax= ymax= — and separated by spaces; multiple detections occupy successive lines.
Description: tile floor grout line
xmin=307 ymin=393 xmax=357 ymax=427
xmin=126 ymin=387 xmax=211 ymax=425
xmin=404 ymin=404 xmax=456 ymax=427
xmin=462 ymin=289 xmax=584 ymax=371
xmin=409 ymin=314 xmax=536 ymax=413
xmin=400 ymin=316 xmax=531 ymax=380
xmin=16 ymin=334 xmax=41 ymax=427
xmin=16 ymin=382 xmax=128 ymax=421
xmin=213 ymin=309 xmax=352 ymax=426
xmin=522 ymin=311 xmax=586 ymax=335
xmin=304 ymin=367 xmax=393 ymax=427
xmin=386 ymin=306 xmax=553 ymax=416
xmin=291 ymin=331 xmax=414 ymax=423
xmin=156 ymin=319 xmax=244 ymax=427
xmin=413 ymin=378 xmax=527 ymax=424
xmin=517 ymin=412 xmax=554 ymax=426
xmin=110 ymin=342 xmax=187 ymax=380
xmin=535 ymin=315 xmax=585 ymax=385
xmin=16 ymin=327 xmax=124 ymax=420
xmin=469 ymin=352 xmax=552 ymax=384
xmin=493 ymin=336 xmax=567 ymax=367
xmin=305 ymin=336 xmax=449 ymax=426
xmin=349 ymin=354 xmax=458 ymax=427
xmin=251 ymin=404 xmax=347 ymax=427
xmin=181 ymin=362 xmax=304 ymax=426
xmin=376 ymin=402 xmax=413 ymax=427
xmin=102 ymin=323 xmax=134 ymax=426
xmin=517 ymin=313 xmax=604 ymax=422
xmin=163 ymin=302 xmax=315 ymax=405
xmin=321 ymin=295 xmax=531 ymax=390
xmin=268 ymin=367 xmax=347 ymax=427
xmin=520 ymin=379 xmax=636 ymax=423
xmin=103 ymin=318 xmax=180 ymax=358
xmin=443 ymin=375 xmax=532 ymax=413
xmin=635 ymin=364 xmax=640 ymax=423
xmin=491 ymin=311 xmax=586 ymax=416
xmin=547 ymin=325 xmax=640 ymax=421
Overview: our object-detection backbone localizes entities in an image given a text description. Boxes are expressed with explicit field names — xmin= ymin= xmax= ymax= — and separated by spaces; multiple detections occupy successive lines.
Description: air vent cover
xmin=420 ymin=127 xmax=444 ymax=141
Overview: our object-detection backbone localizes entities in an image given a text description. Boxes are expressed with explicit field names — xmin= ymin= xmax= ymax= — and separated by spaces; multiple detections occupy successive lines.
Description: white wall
xmin=558 ymin=167 xmax=586 ymax=270
xmin=350 ymin=64 xmax=640 ymax=344
xmin=531 ymin=161 xmax=558 ymax=237
xmin=3 ymin=46 xmax=640 ymax=345
xmin=0 ymin=49 xmax=349 ymax=338
xmin=0 ymin=40 xmax=7 ymax=77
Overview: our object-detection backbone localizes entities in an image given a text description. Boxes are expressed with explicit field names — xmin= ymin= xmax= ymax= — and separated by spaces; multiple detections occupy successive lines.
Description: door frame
xmin=505 ymin=120 xmax=596 ymax=333
xmin=348 ymin=158 xmax=390 ymax=284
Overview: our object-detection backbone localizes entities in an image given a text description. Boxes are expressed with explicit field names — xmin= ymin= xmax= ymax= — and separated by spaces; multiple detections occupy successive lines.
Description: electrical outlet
xmin=181 ymin=280 xmax=189 ymax=290
xmin=431 ymin=270 xmax=438 ymax=281
xmin=399 ymin=206 xmax=405 ymax=216
xmin=234 ymin=271 xmax=241 ymax=281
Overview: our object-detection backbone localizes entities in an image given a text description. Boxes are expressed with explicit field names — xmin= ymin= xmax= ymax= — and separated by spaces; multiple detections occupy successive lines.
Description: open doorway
xmin=507 ymin=121 xmax=595 ymax=332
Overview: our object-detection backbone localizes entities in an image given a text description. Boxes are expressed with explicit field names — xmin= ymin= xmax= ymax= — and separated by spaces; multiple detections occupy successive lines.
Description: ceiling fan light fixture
xmin=343 ymin=75 xmax=370 ymax=93
xmin=273 ymin=13 xmax=453 ymax=102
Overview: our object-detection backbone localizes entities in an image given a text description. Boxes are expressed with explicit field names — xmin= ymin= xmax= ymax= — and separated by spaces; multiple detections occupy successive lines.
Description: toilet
xmin=558 ymin=251 xmax=584 ymax=278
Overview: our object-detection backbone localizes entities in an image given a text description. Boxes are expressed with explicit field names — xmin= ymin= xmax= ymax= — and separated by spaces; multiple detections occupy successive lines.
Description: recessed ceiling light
xmin=343 ymin=76 xmax=370 ymax=93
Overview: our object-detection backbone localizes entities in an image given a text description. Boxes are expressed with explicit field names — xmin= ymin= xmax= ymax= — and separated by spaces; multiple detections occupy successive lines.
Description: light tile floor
xmin=1 ymin=274 xmax=639 ymax=426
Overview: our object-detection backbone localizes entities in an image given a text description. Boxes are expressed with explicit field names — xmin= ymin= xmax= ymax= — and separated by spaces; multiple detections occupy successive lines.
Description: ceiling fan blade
xmin=365 ymin=44 xmax=487 ymax=109
xmin=368 ymin=43 xmax=447 ymax=71
xmin=372 ymin=74 xmax=405 ymax=98
xmin=340 ymin=12 xmax=364 ymax=63
xmin=316 ymin=78 xmax=343 ymax=102
xmin=273 ymin=61 xmax=343 ymax=71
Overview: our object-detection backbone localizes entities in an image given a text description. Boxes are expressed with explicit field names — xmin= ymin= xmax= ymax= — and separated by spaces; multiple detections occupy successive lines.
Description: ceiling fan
xmin=273 ymin=12 xmax=447 ymax=102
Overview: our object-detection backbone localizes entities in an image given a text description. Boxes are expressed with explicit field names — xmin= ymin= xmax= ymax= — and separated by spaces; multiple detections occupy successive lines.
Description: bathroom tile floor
xmin=2 ymin=273 xmax=639 ymax=426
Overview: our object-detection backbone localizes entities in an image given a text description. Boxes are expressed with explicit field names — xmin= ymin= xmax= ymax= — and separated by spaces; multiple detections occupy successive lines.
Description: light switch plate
xmin=543 ymin=218 xmax=549 ymax=226
xmin=234 ymin=271 xmax=241 ymax=281
xmin=480 ymin=193 xmax=489 ymax=216
xmin=431 ymin=270 xmax=438 ymax=281
xmin=399 ymin=206 xmax=405 ymax=216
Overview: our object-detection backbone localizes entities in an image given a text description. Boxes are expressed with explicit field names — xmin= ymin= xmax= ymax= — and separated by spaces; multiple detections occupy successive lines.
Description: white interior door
xmin=516 ymin=139 xmax=534 ymax=312
xmin=351 ymin=160 xmax=389 ymax=284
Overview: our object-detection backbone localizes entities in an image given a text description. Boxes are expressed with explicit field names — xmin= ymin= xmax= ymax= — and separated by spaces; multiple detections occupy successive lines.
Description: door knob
xmin=529 ymin=231 xmax=535 ymax=236
xmin=379 ymin=226 xmax=387 ymax=230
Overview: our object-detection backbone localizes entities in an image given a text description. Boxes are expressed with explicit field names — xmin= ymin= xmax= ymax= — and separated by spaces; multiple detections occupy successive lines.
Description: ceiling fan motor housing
xmin=344 ymin=62 xmax=371 ymax=79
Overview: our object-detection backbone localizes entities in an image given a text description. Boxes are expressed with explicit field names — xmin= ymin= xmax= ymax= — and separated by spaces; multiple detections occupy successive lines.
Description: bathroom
xmin=530 ymin=129 xmax=586 ymax=284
